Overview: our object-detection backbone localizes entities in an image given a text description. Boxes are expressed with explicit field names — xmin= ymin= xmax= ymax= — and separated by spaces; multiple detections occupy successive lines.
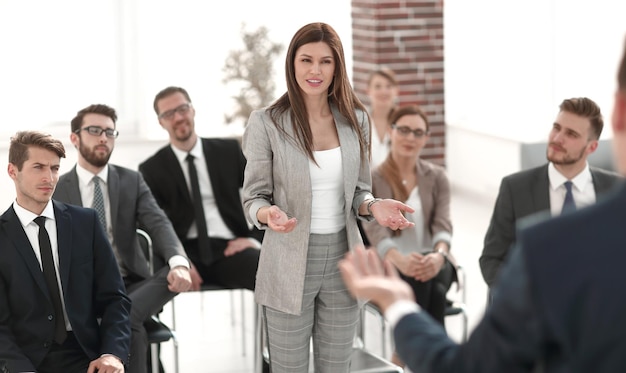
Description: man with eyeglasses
xmin=139 ymin=86 xmax=262 ymax=295
xmin=53 ymin=104 xmax=192 ymax=373
xmin=479 ymin=97 xmax=621 ymax=293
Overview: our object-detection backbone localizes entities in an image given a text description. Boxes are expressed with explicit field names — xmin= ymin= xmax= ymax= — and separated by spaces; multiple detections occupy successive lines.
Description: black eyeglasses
xmin=391 ymin=124 xmax=428 ymax=138
xmin=158 ymin=103 xmax=192 ymax=120
xmin=75 ymin=126 xmax=119 ymax=139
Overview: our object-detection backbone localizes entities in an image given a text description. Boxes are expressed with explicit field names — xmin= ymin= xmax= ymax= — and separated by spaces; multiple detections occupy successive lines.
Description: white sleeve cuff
xmin=168 ymin=255 xmax=191 ymax=269
xmin=385 ymin=300 xmax=421 ymax=328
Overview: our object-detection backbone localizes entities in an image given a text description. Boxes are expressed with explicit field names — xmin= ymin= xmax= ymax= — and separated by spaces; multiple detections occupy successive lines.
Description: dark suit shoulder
xmin=139 ymin=144 xmax=173 ymax=169
xmin=502 ymin=164 xmax=548 ymax=184
xmin=590 ymin=166 xmax=623 ymax=182
xmin=109 ymin=164 xmax=143 ymax=182
xmin=202 ymin=137 xmax=242 ymax=152
xmin=52 ymin=199 xmax=95 ymax=217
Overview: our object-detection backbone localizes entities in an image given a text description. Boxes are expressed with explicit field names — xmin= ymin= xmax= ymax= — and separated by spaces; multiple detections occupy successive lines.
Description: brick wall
xmin=352 ymin=0 xmax=445 ymax=165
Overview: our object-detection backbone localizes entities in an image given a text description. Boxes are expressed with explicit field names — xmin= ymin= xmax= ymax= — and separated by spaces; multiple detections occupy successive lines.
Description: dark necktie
xmin=92 ymin=176 xmax=107 ymax=231
xmin=34 ymin=216 xmax=67 ymax=344
xmin=561 ymin=180 xmax=577 ymax=214
xmin=186 ymin=154 xmax=212 ymax=265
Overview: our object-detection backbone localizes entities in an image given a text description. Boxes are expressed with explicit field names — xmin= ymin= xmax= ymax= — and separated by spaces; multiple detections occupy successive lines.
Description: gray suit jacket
xmin=479 ymin=163 xmax=621 ymax=287
xmin=242 ymin=105 xmax=373 ymax=314
xmin=53 ymin=164 xmax=188 ymax=279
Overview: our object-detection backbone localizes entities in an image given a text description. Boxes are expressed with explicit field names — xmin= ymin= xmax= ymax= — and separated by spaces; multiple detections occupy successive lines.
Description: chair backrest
xmin=136 ymin=228 xmax=154 ymax=274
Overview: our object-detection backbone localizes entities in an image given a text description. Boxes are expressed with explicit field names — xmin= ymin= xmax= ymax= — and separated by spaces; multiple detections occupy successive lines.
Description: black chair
xmin=169 ymin=282 xmax=252 ymax=357
xmin=136 ymin=229 xmax=179 ymax=373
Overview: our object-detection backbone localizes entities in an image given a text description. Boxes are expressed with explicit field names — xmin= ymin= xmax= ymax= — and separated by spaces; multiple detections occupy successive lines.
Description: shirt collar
xmin=13 ymin=200 xmax=55 ymax=228
xmin=75 ymin=163 xmax=109 ymax=187
xmin=170 ymin=137 xmax=203 ymax=163
xmin=548 ymin=162 xmax=592 ymax=191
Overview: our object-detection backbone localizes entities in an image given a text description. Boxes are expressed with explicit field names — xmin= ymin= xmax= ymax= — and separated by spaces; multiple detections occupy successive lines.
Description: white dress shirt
xmin=547 ymin=162 xmax=595 ymax=216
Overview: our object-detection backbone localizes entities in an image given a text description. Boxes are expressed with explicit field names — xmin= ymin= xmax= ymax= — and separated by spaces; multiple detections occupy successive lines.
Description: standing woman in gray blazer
xmin=242 ymin=22 xmax=415 ymax=373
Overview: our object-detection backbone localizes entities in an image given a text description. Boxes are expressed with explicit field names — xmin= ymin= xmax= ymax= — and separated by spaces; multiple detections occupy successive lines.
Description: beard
xmin=546 ymin=145 xmax=586 ymax=165
xmin=79 ymin=143 xmax=112 ymax=168
xmin=173 ymin=119 xmax=194 ymax=143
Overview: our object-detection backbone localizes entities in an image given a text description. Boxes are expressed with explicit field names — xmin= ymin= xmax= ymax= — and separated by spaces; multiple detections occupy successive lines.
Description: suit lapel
xmin=52 ymin=201 xmax=72 ymax=294
xmin=1 ymin=207 xmax=50 ymax=300
xmin=591 ymin=168 xmax=615 ymax=194
xmin=202 ymin=138 xmax=220 ymax=199
xmin=108 ymin=165 xmax=120 ymax=230
xmin=334 ymin=107 xmax=360 ymax=210
xmin=60 ymin=167 xmax=84 ymax=206
xmin=164 ymin=147 xmax=193 ymax=205
xmin=533 ymin=165 xmax=551 ymax=210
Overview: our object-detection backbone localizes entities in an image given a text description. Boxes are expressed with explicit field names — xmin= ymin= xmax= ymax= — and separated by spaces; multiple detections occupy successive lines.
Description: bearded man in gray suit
xmin=53 ymin=104 xmax=192 ymax=373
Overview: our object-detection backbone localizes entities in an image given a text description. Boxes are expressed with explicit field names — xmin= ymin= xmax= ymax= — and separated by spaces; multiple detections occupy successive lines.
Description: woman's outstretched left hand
xmin=370 ymin=198 xmax=415 ymax=230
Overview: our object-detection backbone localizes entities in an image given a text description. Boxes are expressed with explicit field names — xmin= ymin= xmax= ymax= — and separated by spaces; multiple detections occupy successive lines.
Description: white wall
xmin=445 ymin=0 xmax=626 ymax=197
xmin=0 ymin=0 xmax=352 ymax=142
xmin=2 ymin=0 xmax=626 ymax=204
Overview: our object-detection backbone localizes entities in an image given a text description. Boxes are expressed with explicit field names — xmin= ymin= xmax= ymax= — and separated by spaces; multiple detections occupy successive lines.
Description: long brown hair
xmin=379 ymin=104 xmax=429 ymax=202
xmin=267 ymin=22 xmax=370 ymax=162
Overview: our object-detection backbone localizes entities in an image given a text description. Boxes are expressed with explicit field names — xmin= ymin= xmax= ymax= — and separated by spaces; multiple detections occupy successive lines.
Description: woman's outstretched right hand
xmin=266 ymin=205 xmax=298 ymax=233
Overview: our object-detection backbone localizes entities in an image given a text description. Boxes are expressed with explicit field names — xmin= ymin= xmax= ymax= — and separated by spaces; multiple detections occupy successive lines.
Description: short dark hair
xmin=559 ymin=97 xmax=603 ymax=140
xmin=153 ymin=86 xmax=192 ymax=115
xmin=9 ymin=131 xmax=66 ymax=170
xmin=71 ymin=104 xmax=117 ymax=133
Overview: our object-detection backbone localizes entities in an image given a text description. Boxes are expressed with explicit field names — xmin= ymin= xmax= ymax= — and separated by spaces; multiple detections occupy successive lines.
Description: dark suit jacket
xmin=0 ymin=201 xmax=131 ymax=372
xmin=394 ymin=180 xmax=626 ymax=372
xmin=138 ymin=137 xmax=263 ymax=245
xmin=53 ymin=164 xmax=188 ymax=277
xmin=480 ymin=164 xmax=620 ymax=287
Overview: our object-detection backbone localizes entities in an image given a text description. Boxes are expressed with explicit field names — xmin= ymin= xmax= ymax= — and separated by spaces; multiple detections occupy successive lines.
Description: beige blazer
xmin=363 ymin=159 xmax=455 ymax=264
xmin=242 ymin=105 xmax=374 ymax=314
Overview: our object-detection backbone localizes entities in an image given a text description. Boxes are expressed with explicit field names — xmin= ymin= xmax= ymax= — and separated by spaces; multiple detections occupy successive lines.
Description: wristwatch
xmin=366 ymin=198 xmax=382 ymax=216
xmin=437 ymin=248 xmax=449 ymax=262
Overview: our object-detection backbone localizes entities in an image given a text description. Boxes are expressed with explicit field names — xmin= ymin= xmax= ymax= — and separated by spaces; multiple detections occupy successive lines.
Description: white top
xmin=388 ymin=187 xmax=431 ymax=255
xmin=370 ymin=126 xmax=390 ymax=169
xmin=309 ymin=147 xmax=345 ymax=234
xmin=547 ymin=162 xmax=595 ymax=216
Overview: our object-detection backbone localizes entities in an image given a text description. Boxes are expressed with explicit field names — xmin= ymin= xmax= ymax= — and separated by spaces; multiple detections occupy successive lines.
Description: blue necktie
xmin=561 ymin=181 xmax=576 ymax=214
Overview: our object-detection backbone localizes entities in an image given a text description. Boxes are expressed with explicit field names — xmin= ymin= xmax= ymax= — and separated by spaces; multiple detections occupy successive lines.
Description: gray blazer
xmin=242 ymin=105 xmax=374 ymax=314
xmin=53 ymin=164 xmax=188 ymax=279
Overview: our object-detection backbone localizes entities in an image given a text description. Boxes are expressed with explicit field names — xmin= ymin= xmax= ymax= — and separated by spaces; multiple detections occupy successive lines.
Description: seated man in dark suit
xmin=480 ymin=96 xmax=621 ymax=289
xmin=53 ymin=104 xmax=192 ymax=373
xmin=139 ymin=86 xmax=262 ymax=292
xmin=338 ymin=38 xmax=626 ymax=373
xmin=0 ymin=131 xmax=131 ymax=373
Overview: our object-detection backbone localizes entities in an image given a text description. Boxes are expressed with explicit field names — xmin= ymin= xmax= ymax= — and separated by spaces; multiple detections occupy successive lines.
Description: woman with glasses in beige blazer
xmin=242 ymin=22 xmax=414 ymax=373
xmin=362 ymin=104 xmax=456 ymax=369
